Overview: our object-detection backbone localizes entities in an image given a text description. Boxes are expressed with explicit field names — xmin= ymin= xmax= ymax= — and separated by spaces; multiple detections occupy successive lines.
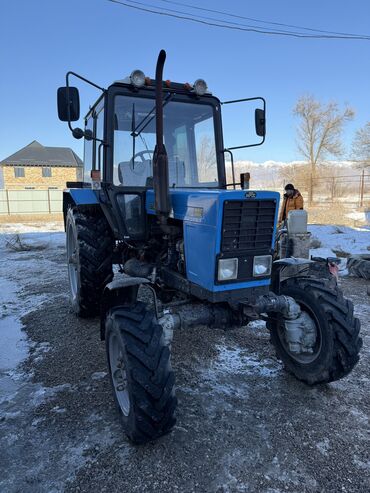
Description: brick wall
xmin=1 ymin=166 xmax=83 ymax=189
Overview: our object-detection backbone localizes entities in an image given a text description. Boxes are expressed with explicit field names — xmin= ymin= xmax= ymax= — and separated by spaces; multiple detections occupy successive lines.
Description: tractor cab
xmin=58 ymin=55 xmax=277 ymax=300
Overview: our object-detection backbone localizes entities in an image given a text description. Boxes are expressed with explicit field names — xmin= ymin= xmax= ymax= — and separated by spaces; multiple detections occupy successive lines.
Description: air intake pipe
xmin=153 ymin=49 xmax=170 ymax=226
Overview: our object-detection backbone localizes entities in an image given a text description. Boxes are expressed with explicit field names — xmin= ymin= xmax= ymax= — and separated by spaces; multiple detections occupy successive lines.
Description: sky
xmin=0 ymin=0 xmax=370 ymax=164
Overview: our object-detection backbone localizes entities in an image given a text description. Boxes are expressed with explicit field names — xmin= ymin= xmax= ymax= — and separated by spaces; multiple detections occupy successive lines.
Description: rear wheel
xmin=105 ymin=301 xmax=177 ymax=444
xmin=267 ymin=278 xmax=362 ymax=384
xmin=66 ymin=207 xmax=114 ymax=317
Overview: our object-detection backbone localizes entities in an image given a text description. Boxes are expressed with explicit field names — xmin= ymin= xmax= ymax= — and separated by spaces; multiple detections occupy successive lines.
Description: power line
xmin=158 ymin=0 xmax=370 ymax=38
xmin=107 ymin=0 xmax=370 ymax=40
xmin=115 ymin=0 xmax=320 ymax=36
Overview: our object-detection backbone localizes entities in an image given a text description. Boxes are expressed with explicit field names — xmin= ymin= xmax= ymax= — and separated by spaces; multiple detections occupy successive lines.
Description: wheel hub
xmin=284 ymin=311 xmax=317 ymax=354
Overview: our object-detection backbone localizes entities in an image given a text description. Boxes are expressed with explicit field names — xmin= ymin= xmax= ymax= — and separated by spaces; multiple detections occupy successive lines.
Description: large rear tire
xmin=267 ymin=278 xmax=362 ymax=384
xmin=105 ymin=302 xmax=177 ymax=444
xmin=66 ymin=207 xmax=114 ymax=317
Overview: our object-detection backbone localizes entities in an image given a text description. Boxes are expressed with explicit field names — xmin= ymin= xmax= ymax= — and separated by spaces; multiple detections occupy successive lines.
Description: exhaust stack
xmin=153 ymin=49 xmax=170 ymax=225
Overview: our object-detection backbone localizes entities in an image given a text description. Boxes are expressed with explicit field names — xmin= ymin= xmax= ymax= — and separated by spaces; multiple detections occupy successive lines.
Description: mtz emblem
xmin=245 ymin=191 xmax=256 ymax=199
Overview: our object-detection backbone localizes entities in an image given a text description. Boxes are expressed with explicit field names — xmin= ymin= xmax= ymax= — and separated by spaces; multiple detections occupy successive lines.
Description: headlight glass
xmin=253 ymin=255 xmax=272 ymax=277
xmin=193 ymin=79 xmax=208 ymax=96
xmin=218 ymin=258 xmax=238 ymax=281
xmin=130 ymin=69 xmax=145 ymax=88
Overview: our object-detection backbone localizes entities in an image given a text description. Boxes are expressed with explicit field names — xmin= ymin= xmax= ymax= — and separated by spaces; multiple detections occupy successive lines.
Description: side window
xmin=14 ymin=167 xmax=25 ymax=178
xmin=42 ymin=167 xmax=52 ymax=177
xmin=83 ymin=116 xmax=93 ymax=183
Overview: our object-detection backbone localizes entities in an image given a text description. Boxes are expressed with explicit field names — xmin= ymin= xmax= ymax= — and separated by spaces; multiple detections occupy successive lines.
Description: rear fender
xmin=63 ymin=189 xmax=100 ymax=230
xmin=100 ymin=277 xmax=149 ymax=340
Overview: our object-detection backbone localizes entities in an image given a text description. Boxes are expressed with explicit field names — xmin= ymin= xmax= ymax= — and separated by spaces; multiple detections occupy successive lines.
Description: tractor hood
xmin=146 ymin=188 xmax=280 ymax=293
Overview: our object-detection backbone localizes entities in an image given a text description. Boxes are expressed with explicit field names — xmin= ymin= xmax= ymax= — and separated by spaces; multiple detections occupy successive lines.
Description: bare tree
xmin=352 ymin=122 xmax=370 ymax=169
xmin=293 ymin=95 xmax=354 ymax=175
xmin=197 ymin=136 xmax=216 ymax=182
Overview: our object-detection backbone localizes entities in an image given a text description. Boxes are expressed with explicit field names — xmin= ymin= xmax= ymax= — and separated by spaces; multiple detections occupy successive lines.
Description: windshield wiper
xmin=131 ymin=93 xmax=174 ymax=138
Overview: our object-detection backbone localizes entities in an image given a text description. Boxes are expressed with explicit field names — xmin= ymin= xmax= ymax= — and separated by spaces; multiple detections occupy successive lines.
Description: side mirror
xmin=57 ymin=87 xmax=80 ymax=122
xmin=255 ymin=108 xmax=265 ymax=137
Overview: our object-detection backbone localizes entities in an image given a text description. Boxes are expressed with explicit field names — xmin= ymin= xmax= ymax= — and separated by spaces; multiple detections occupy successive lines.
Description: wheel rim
xmin=109 ymin=333 xmax=130 ymax=416
xmin=67 ymin=223 xmax=78 ymax=299
xmin=277 ymin=302 xmax=323 ymax=364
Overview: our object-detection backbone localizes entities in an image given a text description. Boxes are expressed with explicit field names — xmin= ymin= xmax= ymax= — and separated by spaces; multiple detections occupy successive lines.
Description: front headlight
xmin=218 ymin=258 xmax=238 ymax=281
xmin=253 ymin=255 xmax=272 ymax=277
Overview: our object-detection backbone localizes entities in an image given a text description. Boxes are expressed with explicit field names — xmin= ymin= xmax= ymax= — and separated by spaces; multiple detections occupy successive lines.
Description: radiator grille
xmin=221 ymin=200 xmax=276 ymax=253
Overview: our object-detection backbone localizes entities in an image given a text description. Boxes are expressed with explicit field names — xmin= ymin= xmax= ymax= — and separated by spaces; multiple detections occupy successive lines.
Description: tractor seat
xmin=118 ymin=160 xmax=152 ymax=186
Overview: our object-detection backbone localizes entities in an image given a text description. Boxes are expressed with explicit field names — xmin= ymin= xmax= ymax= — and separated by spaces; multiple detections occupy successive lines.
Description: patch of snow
xmin=316 ymin=438 xmax=330 ymax=456
xmin=91 ymin=371 xmax=108 ymax=381
xmin=0 ymin=222 xmax=64 ymax=234
xmin=0 ymin=224 xmax=68 ymax=417
xmin=212 ymin=345 xmax=282 ymax=378
xmin=309 ymin=224 xmax=370 ymax=256
xmin=31 ymin=383 xmax=73 ymax=406
xmin=309 ymin=247 xmax=337 ymax=259
xmin=346 ymin=211 xmax=367 ymax=222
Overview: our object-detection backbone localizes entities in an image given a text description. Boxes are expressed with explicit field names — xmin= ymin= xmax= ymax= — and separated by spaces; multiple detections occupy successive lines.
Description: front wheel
xmin=105 ymin=302 xmax=177 ymax=444
xmin=267 ymin=278 xmax=362 ymax=384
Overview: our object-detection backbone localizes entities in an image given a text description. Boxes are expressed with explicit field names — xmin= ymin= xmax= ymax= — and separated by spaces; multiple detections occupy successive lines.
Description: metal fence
xmin=0 ymin=189 xmax=63 ymax=215
xmin=1 ymin=172 xmax=369 ymax=216
xmin=296 ymin=172 xmax=370 ymax=206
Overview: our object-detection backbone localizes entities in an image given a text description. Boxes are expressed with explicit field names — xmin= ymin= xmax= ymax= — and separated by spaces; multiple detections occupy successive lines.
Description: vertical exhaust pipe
xmin=153 ymin=49 xmax=170 ymax=225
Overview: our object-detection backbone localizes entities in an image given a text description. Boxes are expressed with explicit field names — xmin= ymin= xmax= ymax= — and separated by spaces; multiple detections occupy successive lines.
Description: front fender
xmin=272 ymin=258 xmax=314 ymax=294
xmin=100 ymin=276 xmax=149 ymax=340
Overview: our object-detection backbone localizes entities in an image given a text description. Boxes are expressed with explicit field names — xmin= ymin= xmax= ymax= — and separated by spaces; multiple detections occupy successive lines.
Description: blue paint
xmin=66 ymin=188 xmax=99 ymax=205
xmin=146 ymin=188 xmax=280 ymax=292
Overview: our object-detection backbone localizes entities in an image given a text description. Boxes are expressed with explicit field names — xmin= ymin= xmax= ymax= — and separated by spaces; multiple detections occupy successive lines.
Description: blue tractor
xmin=58 ymin=51 xmax=362 ymax=444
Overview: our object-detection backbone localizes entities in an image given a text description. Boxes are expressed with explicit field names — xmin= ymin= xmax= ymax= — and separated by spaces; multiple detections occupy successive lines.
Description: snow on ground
xmin=0 ymin=222 xmax=64 ymax=234
xmin=0 ymin=221 xmax=369 ymax=492
xmin=309 ymin=224 xmax=370 ymax=257
xmin=0 ymin=222 xmax=66 ymax=414
xmin=346 ymin=211 xmax=370 ymax=223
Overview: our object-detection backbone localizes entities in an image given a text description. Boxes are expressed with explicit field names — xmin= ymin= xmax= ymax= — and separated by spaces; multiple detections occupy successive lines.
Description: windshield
xmin=113 ymin=95 xmax=218 ymax=188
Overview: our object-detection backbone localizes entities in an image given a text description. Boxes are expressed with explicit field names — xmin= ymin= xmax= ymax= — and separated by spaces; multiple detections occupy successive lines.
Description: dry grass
xmin=0 ymin=213 xmax=63 ymax=224
xmin=306 ymin=204 xmax=365 ymax=227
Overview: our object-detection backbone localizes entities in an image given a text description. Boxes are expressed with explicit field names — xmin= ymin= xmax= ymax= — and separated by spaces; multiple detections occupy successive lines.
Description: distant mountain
xmin=226 ymin=160 xmax=362 ymax=188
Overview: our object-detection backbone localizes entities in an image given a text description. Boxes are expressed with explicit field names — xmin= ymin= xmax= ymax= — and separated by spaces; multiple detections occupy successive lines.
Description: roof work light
xmin=193 ymin=79 xmax=208 ymax=96
xmin=130 ymin=70 xmax=146 ymax=88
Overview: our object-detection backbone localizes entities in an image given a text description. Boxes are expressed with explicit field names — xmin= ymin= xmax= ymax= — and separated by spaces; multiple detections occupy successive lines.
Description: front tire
xmin=105 ymin=302 xmax=177 ymax=444
xmin=267 ymin=278 xmax=362 ymax=384
xmin=66 ymin=207 xmax=114 ymax=317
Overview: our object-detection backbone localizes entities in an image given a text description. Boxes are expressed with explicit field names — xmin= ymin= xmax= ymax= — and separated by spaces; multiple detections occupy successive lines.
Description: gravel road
xmin=0 ymin=230 xmax=369 ymax=493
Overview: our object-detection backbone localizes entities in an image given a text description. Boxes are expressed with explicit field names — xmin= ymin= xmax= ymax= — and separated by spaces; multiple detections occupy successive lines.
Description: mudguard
xmin=100 ymin=276 xmax=149 ymax=340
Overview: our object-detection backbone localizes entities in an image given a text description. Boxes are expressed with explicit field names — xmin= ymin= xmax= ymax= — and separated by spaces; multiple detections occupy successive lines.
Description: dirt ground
xmin=0 ymin=232 xmax=369 ymax=493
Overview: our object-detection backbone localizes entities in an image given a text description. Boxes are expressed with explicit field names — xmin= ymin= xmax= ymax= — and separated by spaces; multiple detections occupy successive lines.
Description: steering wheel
xmin=129 ymin=150 xmax=154 ymax=175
